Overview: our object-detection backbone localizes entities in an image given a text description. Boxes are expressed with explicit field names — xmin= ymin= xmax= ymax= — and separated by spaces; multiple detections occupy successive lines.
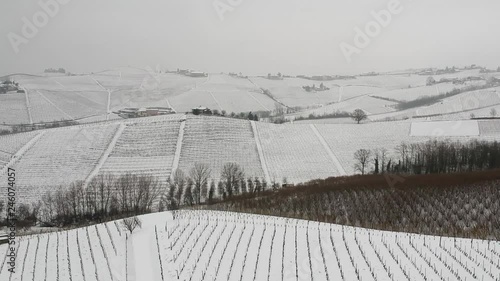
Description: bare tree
xmin=134 ymin=174 xmax=163 ymax=213
xmin=183 ymin=178 xmax=194 ymax=206
xmin=163 ymin=178 xmax=178 ymax=210
xmin=220 ymin=163 xmax=245 ymax=197
xmin=274 ymin=102 xmax=285 ymax=117
xmin=372 ymin=149 xmax=380 ymax=174
xmin=247 ymin=177 xmax=255 ymax=194
xmin=351 ymin=109 xmax=367 ymax=124
xmin=189 ymin=163 xmax=211 ymax=204
xmin=116 ymin=173 xmax=138 ymax=214
xmin=208 ymin=180 xmax=216 ymax=204
xmin=88 ymin=174 xmax=114 ymax=219
xmin=354 ymin=149 xmax=371 ymax=175
xmin=40 ymin=191 xmax=55 ymax=225
xmin=254 ymin=177 xmax=262 ymax=195
xmin=173 ymin=169 xmax=186 ymax=206
xmin=426 ymin=76 xmax=436 ymax=86
xmin=217 ymin=181 xmax=225 ymax=199
xmin=380 ymin=148 xmax=388 ymax=173
xmin=122 ymin=216 xmax=142 ymax=234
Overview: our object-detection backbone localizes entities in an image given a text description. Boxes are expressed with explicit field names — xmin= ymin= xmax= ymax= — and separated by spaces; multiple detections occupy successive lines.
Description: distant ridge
xmin=0 ymin=73 xmax=42 ymax=80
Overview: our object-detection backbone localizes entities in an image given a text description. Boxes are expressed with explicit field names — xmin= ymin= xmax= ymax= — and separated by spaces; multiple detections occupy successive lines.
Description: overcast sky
xmin=1 ymin=0 xmax=499 ymax=76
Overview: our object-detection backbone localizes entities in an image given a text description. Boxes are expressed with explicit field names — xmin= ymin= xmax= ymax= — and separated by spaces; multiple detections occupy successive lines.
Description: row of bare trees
xmin=15 ymin=174 xmax=163 ymax=227
xmin=7 ymin=162 xmax=271 ymax=228
xmin=160 ymin=162 xmax=273 ymax=211
xmin=354 ymin=139 xmax=500 ymax=175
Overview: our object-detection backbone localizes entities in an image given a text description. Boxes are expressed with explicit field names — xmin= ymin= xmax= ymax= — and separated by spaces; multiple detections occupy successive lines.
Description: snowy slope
xmin=1 ymin=211 xmax=499 ymax=281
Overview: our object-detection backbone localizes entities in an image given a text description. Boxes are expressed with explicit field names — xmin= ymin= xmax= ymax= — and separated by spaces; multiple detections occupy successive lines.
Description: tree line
xmin=159 ymin=162 xmax=276 ymax=211
xmin=4 ymin=173 xmax=163 ymax=228
xmin=397 ymin=78 xmax=500 ymax=111
xmin=3 ymin=162 xmax=273 ymax=228
xmin=354 ymin=139 xmax=500 ymax=175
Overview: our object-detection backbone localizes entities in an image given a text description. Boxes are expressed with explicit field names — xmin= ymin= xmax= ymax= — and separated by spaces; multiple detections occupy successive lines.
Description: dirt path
xmin=83 ymin=123 xmax=125 ymax=188
xmin=170 ymin=120 xmax=186 ymax=181
xmin=251 ymin=121 xmax=271 ymax=183
xmin=23 ymin=87 xmax=33 ymax=124
xmin=310 ymin=124 xmax=346 ymax=176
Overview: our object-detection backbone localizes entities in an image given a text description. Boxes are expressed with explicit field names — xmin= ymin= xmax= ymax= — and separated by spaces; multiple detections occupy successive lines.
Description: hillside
xmin=1 ymin=116 xmax=500 ymax=205
xmin=2 ymin=70 xmax=277 ymax=125
xmin=4 ymin=68 xmax=499 ymax=125
xmin=1 ymin=211 xmax=498 ymax=280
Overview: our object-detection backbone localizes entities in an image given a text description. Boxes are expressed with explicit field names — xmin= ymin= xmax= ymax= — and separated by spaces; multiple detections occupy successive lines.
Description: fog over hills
xmin=2 ymin=0 xmax=500 ymax=76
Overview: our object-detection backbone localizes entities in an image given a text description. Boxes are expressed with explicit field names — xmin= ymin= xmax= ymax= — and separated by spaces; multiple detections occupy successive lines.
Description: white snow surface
xmin=410 ymin=120 xmax=480 ymax=136
xmin=0 ymin=211 xmax=499 ymax=281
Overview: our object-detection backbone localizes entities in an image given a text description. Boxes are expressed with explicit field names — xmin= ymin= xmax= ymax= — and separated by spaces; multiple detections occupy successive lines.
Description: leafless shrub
xmin=122 ymin=216 xmax=142 ymax=234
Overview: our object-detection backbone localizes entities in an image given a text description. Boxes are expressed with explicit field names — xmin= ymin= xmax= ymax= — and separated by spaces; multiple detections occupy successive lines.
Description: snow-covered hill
xmin=1 ymin=211 xmax=499 ymax=280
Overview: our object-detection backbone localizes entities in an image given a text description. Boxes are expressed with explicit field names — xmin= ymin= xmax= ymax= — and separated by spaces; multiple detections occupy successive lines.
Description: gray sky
xmin=1 ymin=0 xmax=499 ymax=76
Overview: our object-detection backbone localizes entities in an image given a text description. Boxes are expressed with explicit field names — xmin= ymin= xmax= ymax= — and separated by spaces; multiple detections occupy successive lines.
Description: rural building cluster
xmin=115 ymin=107 xmax=176 ymax=118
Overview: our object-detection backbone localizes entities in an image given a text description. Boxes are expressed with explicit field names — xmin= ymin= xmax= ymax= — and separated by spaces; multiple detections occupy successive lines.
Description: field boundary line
xmin=0 ymin=131 xmax=45 ymax=174
xmin=36 ymin=90 xmax=74 ymax=120
xmin=52 ymin=79 xmax=65 ymax=89
xmin=23 ymin=87 xmax=33 ymax=124
xmin=170 ymin=119 xmax=186 ymax=181
xmin=83 ymin=123 xmax=126 ymax=188
xmin=246 ymin=91 xmax=270 ymax=111
xmin=165 ymin=98 xmax=176 ymax=113
xmin=106 ymin=90 xmax=112 ymax=121
xmin=310 ymin=124 xmax=346 ymax=176
xmin=208 ymin=91 xmax=224 ymax=111
xmin=250 ymin=121 xmax=271 ymax=184
xmin=91 ymin=77 xmax=108 ymax=91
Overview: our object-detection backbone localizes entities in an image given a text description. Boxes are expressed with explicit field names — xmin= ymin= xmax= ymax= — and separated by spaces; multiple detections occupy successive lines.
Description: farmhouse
xmin=187 ymin=71 xmax=208 ymax=77
xmin=115 ymin=107 xmax=176 ymax=118
xmin=177 ymin=69 xmax=208 ymax=77
xmin=191 ymin=106 xmax=212 ymax=115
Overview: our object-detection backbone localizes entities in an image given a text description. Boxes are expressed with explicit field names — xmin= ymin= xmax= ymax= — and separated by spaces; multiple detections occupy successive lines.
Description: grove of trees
xmin=354 ymin=139 xmax=500 ymax=175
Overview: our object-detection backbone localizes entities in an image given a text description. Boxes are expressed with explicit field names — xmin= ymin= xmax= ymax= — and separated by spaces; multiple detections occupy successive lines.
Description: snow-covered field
xmin=177 ymin=115 xmax=265 ymax=181
xmin=170 ymin=74 xmax=276 ymax=113
xmin=3 ymin=68 xmax=499 ymax=125
xmin=415 ymin=87 xmax=500 ymax=117
xmin=255 ymin=122 xmax=343 ymax=183
xmin=1 ymin=210 xmax=499 ymax=281
xmin=98 ymin=121 xmax=181 ymax=184
xmin=1 ymin=116 xmax=500 ymax=205
xmin=8 ymin=124 xmax=119 ymax=201
xmin=410 ymin=120 xmax=480 ymax=137
xmin=0 ymin=93 xmax=30 ymax=125
xmin=288 ymin=95 xmax=398 ymax=120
